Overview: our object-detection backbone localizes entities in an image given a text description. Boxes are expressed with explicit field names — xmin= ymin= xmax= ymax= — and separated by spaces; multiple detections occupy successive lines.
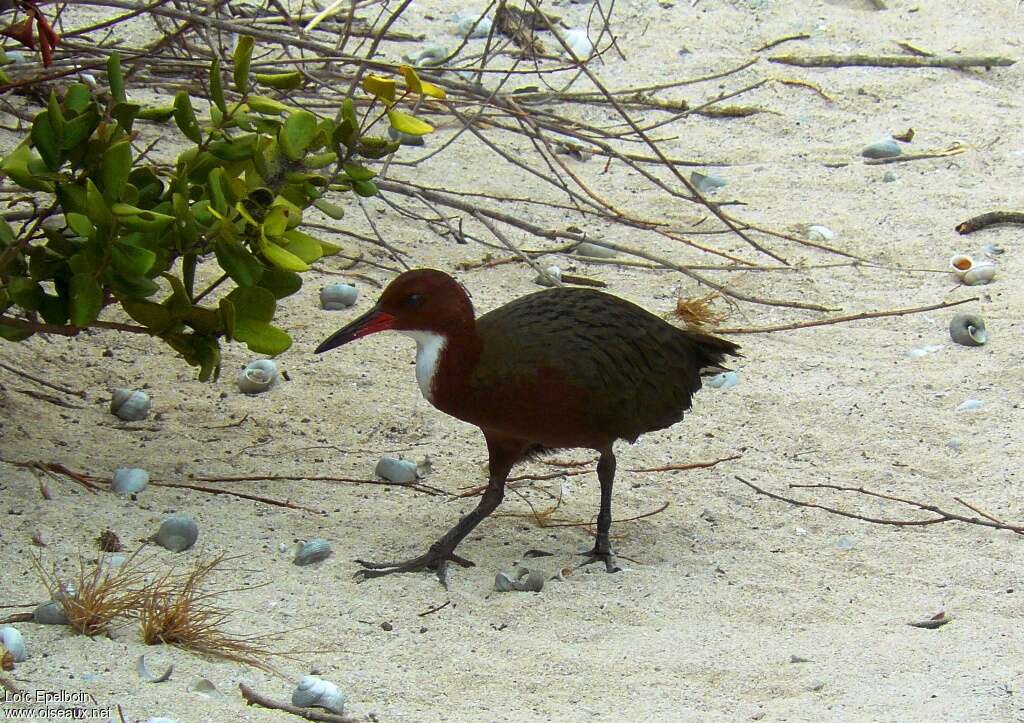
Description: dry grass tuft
xmin=138 ymin=553 xmax=290 ymax=673
xmin=671 ymin=292 xmax=727 ymax=328
xmin=33 ymin=551 xmax=150 ymax=636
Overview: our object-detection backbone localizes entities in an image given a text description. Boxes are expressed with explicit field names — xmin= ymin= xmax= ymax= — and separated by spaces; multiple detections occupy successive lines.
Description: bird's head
xmin=315 ymin=269 xmax=474 ymax=354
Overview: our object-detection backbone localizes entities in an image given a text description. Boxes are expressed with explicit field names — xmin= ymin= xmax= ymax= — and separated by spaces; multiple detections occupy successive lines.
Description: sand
xmin=1 ymin=0 xmax=1022 ymax=721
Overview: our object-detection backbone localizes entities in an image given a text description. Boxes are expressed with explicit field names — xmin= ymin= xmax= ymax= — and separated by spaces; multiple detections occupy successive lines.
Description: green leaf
xmin=107 ymin=52 xmax=126 ymax=105
xmin=282 ymin=229 xmax=324 ymax=263
xmin=100 ymin=140 xmax=133 ymax=203
xmin=342 ymin=161 xmax=376 ymax=181
xmin=66 ymin=212 xmax=93 ymax=237
xmin=111 ymin=102 xmax=140 ymax=133
xmin=111 ymin=241 xmax=157 ymax=276
xmin=162 ymin=273 xmax=192 ymax=318
xmin=247 ymin=95 xmax=289 ymax=116
xmin=262 ymin=206 xmax=289 ymax=238
xmin=85 ymin=178 xmax=113 ymax=228
xmin=233 ymin=35 xmax=254 ymax=94
xmin=214 ymin=236 xmax=264 ymax=287
xmin=61 ymin=107 xmax=100 ymax=150
xmin=313 ymin=198 xmax=345 ymax=219
xmin=69 ymin=273 xmax=103 ymax=326
xmin=137 ymin=106 xmax=175 ymax=122
xmin=387 ymin=109 xmax=433 ymax=136
xmin=38 ymin=293 xmax=68 ymax=325
xmin=106 ymin=269 xmax=160 ymax=299
xmin=318 ymin=239 xmax=342 ymax=257
xmin=356 ymin=137 xmax=400 ymax=159
xmin=255 ymin=71 xmax=303 ymax=90
xmin=208 ymin=167 xmax=229 ymax=215
xmin=1 ymin=144 xmax=53 ymax=191
xmin=352 ymin=179 xmax=378 ymax=197
xmin=227 ymin=286 xmax=275 ymax=321
xmin=209 ymin=57 xmax=227 ymax=114
xmin=278 ymin=110 xmax=318 ymax=161
xmin=234 ymin=320 xmax=292 ymax=355
xmin=64 ymin=84 xmax=91 ymax=114
xmin=110 ymin=203 xmax=175 ymax=231
xmin=257 ymin=268 xmax=301 ymax=299
xmin=304 ymin=151 xmax=337 ymax=169
xmin=259 ymin=235 xmax=309 ymax=271
xmin=122 ymin=299 xmax=173 ymax=332
xmin=218 ymin=298 xmax=236 ymax=339
xmin=46 ymin=91 xmax=64 ymax=146
xmin=0 ymin=325 xmax=33 ymax=341
xmin=31 ymin=110 xmax=61 ymax=171
xmin=173 ymin=91 xmax=202 ymax=144
xmin=56 ymin=182 xmax=87 ymax=215
xmin=5 ymin=277 xmax=43 ymax=311
xmin=209 ymin=134 xmax=257 ymax=161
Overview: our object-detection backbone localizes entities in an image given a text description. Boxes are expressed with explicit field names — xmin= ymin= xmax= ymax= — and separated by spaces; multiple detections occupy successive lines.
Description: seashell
xmin=905 ymin=345 xmax=942 ymax=359
xmin=948 ymin=253 xmax=973 ymax=275
xmin=981 ymin=244 xmax=1004 ymax=257
xmin=861 ymin=139 xmax=901 ymax=159
xmin=962 ymin=261 xmax=996 ymax=286
xmin=402 ymin=44 xmax=448 ymax=67
xmin=375 ymin=456 xmax=418 ymax=484
xmin=136 ymin=654 xmax=173 ymax=683
xmin=33 ymin=601 xmax=69 ymax=625
xmin=237 ymin=359 xmax=278 ymax=394
xmin=882 ymin=171 xmax=897 ymax=182
xmin=387 ymin=126 xmax=425 ymax=147
xmin=691 ymin=171 xmax=727 ymax=194
xmin=156 ymin=515 xmax=198 ymax=552
xmin=563 ymin=28 xmax=593 ymax=60
xmin=291 ymin=675 xmax=345 ymax=715
xmin=494 ymin=566 xmax=545 ymax=592
xmin=956 ymin=399 xmax=984 ymax=412
xmin=320 ymin=283 xmax=359 ymax=310
xmin=0 ymin=626 xmax=26 ymax=662
xmin=806 ymin=225 xmax=835 ymax=242
xmin=949 ymin=313 xmax=987 ymax=347
xmin=294 ymin=538 xmax=333 ymax=566
xmin=110 ymin=388 xmax=151 ymax=421
xmin=534 ymin=265 xmax=562 ymax=287
xmin=706 ymin=371 xmax=739 ymax=390
xmin=112 ymin=467 xmax=149 ymax=495
xmin=573 ymin=242 xmax=617 ymax=259
xmin=452 ymin=11 xmax=492 ymax=39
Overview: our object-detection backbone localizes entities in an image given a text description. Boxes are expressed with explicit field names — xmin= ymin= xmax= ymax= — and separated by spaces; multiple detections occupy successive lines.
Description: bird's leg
xmin=356 ymin=435 xmax=522 ymax=587
xmin=578 ymin=449 xmax=623 ymax=573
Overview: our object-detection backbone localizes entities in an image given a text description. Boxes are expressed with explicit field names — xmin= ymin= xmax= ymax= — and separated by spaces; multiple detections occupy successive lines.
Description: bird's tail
xmin=688 ymin=330 xmax=742 ymax=376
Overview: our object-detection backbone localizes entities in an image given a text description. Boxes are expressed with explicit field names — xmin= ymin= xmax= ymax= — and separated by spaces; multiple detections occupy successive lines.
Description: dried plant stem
xmin=769 ymin=54 xmax=1015 ymax=69
xmin=713 ymin=296 xmax=978 ymax=334
xmin=737 ymin=477 xmax=1024 ymax=535
xmin=955 ymin=210 xmax=1024 ymax=234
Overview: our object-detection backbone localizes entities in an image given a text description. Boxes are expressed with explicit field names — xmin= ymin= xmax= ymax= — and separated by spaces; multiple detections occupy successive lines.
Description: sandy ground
xmin=1 ymin=0 xmax=1023 ymax=721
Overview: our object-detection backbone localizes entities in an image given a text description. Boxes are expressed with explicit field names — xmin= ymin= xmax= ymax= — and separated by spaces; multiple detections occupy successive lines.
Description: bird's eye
xmin=404 ymin=293 xmax=425 ymax=308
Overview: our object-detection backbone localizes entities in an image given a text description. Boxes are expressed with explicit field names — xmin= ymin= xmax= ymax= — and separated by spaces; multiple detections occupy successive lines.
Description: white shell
xmin=706 ymin=371 xmax=739 ymax=390
xmin=691 ymin=171 xmax=727 ymax=194
xmin=806 ymin=225 xmax=835 ymax=242
xmin=319 ymin=283 xmax=358 ymax=310
xmin=452 ymin=12 xmax=492 ymax=38
xmin=33 ymin=601 xmax=69 ymax=625
xmin=962 ymin=261 xmax=996 ymax=286
xmin=494 ymin=566 xmax=545 ymax=593
xmin=563 ymin=28 xmax=593 ymax=59
xmin=110 ymin=388 xmax=151 ymax=421
xmin=112 ymin=467 xmax=149 ymax=495
xmin=375 ymin=456 xmax=417 ymax=484
xmin=403 ymin=44 xmax=448 ymax=67
xmin=294 ymin=538 xmax=333 ymax=566
xmin=0 ymin=626 xmax=26 ymax=662
xmin=156 ymin=515 xmax=198 ymax=552
xmin=291 ymin=675 xmax=345 ymax=715
xmin=574 ymin=242 xmax=617 ymax=259
xmin=948 ymin=253 xmax=974 ymax=275
xmin=949 ymin=313 xmax=987 ymax=347
xmin=237 ymin=359 xmax=278 ymax=394
xmin=957 ymin=399 xmax=984 ymax=412
xmin=861 ymin=139 xmax=901 ymax=159
xmin=534 ymin=265 xmax=562 ymax=287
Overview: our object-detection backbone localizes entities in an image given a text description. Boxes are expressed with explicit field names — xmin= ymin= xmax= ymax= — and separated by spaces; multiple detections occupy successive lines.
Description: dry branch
xmin=955 ymin=210 xmax=1024 ymax=234
xmin=769 ymin=54 xmax=1015 ymax=69
xmin=240 ymin=683 xmax=357 ymax=722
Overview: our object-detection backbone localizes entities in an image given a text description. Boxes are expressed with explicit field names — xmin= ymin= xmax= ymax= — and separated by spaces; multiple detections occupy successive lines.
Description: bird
xmin=315 ymin=269 xmax=740 ymax=586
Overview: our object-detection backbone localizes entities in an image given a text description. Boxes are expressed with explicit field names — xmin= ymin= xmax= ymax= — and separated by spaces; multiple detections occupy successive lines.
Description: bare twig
xmin=769 ymin=54 xmax=1015 ymax=69
xmin=955 ymin=210 xmax=1024 ymax=234
xmin=239 ymin=682 xmax=357 ymax=722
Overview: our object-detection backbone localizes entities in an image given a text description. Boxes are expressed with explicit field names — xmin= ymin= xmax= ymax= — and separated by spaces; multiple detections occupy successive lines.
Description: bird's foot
xmin=576 ymin=547 xmax=623 ymax=573
xmin=355 ymin=546 xmax=475 ymax=588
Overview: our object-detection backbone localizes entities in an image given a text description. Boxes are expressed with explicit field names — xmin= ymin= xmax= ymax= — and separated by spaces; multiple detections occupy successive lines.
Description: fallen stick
xmin=864 ymin=144 xmax=965 ymax=165
xmin=713 ymin=297 xmax=977 ymax=334
xmin=955 ymin=210 xmax=1024 ymax=234
xmin=239 ymin=683 xmax=357 ymax=723
xmin=769 ymin=54 xmax=1015 ymax=69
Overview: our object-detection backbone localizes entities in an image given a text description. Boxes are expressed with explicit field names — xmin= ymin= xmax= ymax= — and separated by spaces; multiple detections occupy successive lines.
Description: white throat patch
xmin=398 ymin=331 xmax=447 ymax=401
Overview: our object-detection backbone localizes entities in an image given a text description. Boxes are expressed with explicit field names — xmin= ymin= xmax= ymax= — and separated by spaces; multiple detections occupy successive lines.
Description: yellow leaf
xmin=362 ymin=75 xmax=396 ymax=105
xmin=400 ymin=65 xmax=446 ymax=99
xmin=387 ymin=109 xmax=433 ymax=136
xmin=259 ymin=236 xmax=309 ymax=271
